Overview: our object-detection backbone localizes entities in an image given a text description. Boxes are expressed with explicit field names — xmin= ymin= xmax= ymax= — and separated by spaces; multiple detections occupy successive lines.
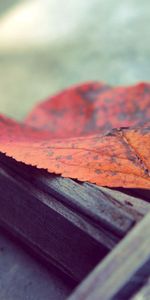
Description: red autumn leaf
xmin=26 ymin=81 xmax=150 ymax=137
xmin=0 ymin=81 xmax=150 ymax=188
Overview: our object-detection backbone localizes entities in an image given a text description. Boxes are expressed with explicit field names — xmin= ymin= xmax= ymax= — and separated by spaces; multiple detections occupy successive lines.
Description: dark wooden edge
xmin=68 ymin=213 xmax=150 ymax=300
xmin=130 ymin=277 xmax=150 ymax=299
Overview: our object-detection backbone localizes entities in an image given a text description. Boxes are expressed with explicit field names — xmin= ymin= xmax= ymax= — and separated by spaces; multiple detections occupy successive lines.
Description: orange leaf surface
xmin=0 ymin=82 xmax=150 ymax=188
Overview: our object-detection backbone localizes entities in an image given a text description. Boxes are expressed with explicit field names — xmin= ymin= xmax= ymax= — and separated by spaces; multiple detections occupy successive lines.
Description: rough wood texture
xmin=0 ymin=152 xmax=149 ymax=283
xmin=68 ymin=212 xmax=150 ymax=300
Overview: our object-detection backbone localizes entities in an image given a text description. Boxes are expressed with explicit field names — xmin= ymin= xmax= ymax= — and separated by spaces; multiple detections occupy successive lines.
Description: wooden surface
xmin=68 ymin=212 xmax=150 ymax=300
xmin=0 ymin=152 xmax=149 ymax=299
xmin=0 ymin=152 xmax=144 ymax=282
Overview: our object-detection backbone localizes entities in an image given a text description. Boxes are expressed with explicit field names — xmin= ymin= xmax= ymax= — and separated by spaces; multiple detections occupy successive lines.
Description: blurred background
xmin=0 ymin=0 xmax=150 ymax=120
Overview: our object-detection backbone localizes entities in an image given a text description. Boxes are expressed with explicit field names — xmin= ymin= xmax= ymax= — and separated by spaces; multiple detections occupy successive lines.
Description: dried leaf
xmin=0 ymin=82 xmax=150 ymax=188
xmin=26 ymin=82 xmax=150 ymax=136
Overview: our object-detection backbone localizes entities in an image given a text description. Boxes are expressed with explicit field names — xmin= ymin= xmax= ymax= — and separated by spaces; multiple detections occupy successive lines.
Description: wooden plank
xmin=1 ymin=153 xmax=137 ymax=237
xmin=0 ymin=164 xmax=109 ymax=282
xmin=117 ymin=187 xmax=150 ymax=203
xmin=68 ymin=213 xmax=150 ymax=300
xmin=94 ymin=185 xmax=150 ymax=216
xmin=0 ymin=153 xmax=149 ymax=283
xmin=0 ymin=153 xmax=132 ymax=281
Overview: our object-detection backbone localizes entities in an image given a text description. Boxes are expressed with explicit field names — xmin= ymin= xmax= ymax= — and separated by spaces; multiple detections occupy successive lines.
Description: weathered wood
xmin=68 ymin=213 xmax=150 ymax=300
xmin=94 ymin=185 xmax=150 ymax=216
xmin=117 ymin=187 xmax=150 ymax=203
xmin=0 ymin=152 xmax=149 ymax=283
xmin=0 ymin=164 xmax=108 ymax=282
xmin=1 ymin=153 xmax=137 ymax=237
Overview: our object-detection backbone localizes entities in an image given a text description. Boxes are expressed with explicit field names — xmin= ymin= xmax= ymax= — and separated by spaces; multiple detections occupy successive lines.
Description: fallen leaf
xmin=26 ymin=81 xmax=150 ymax=137
xmin=0 ymin=82 xmax=150 ymax=188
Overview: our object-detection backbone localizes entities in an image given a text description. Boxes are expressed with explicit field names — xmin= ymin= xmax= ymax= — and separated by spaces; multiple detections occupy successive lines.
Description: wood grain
xmin=68 ymin=212 xmax=150 ymax=300
xmin=0 ymin=152 xmax=149 ymax=283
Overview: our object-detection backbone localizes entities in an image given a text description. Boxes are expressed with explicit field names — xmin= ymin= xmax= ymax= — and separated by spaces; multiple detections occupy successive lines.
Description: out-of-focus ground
xmin=0 ymin=0 xmax=150 ymax=120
